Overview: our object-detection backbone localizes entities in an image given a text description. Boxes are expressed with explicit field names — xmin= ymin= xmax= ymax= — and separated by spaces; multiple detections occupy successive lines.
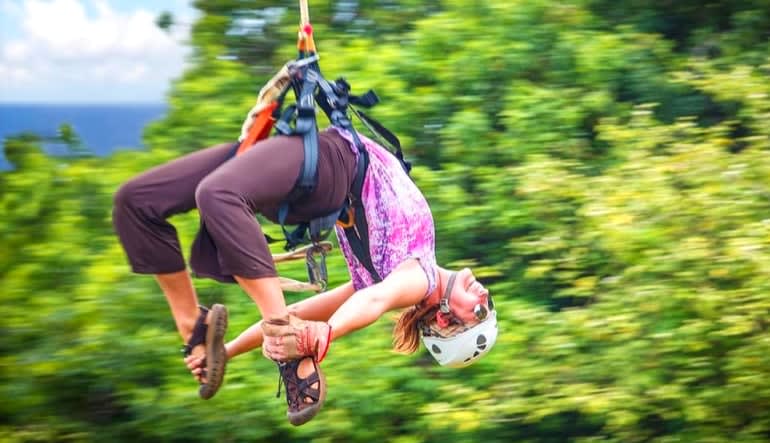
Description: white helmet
xmin=420 ymin=272 xmax=498 ymax=368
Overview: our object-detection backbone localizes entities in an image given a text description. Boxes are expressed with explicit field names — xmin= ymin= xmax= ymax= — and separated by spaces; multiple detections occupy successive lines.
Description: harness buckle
xmin=286 ymin=54 xmax=320 ymax=72
xmin=439 ymin=298 xmax=451 ymax=314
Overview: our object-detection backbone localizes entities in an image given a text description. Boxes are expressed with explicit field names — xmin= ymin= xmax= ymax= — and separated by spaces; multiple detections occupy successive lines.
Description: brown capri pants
xmin=112 ymin=129 xmax=357 ymax=283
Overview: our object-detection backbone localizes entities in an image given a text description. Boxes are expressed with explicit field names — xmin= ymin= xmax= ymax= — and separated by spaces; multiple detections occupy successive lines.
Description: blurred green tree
xmin=3 ymin=0 xmax=770 ymax=441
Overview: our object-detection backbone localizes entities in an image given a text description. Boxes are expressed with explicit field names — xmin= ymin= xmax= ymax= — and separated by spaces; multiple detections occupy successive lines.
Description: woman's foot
xmin=275 ymin=356 xmax=327 ymax=426
xmin=182 ymin=304 xmax=228 ymax=399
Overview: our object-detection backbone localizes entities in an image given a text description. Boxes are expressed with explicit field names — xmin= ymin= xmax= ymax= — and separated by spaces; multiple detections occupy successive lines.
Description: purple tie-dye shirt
xmin=330 ymin=127 xmax=438 ymax=297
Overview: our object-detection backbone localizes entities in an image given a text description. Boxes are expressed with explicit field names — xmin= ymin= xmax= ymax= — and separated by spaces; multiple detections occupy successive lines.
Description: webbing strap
xmin=264 ymin=62 xmax=400 ymax=284
xmin=315 ymin=79 xmax=382 ymax=283
xmin=309 ymin=210 xmax=340 ymax=240
xmin=343 ymin=148 xmax=381 ymax=283
xmin=274 ymin=64 xmax=321 ymax=250
xmin=295 ymin=69 xmax=319 ymax=193
xmin=350 ymin=107 xmax=411 ymax=175
xmin=276 ymin=192 xmax=344 ymax=250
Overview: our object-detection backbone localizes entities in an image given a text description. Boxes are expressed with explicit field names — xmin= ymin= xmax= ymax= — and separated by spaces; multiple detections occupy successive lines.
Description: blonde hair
xmin=392 ymin=303 xmax=438 ymax=354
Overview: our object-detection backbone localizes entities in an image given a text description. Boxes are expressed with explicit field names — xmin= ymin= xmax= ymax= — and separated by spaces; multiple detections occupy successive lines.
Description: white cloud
xmin=3 ymin=41 xmax=30 ymax=61
xmin=0 ymin=64 xmax=33 ymax=82
xmin=0 ymin=0 xmax=193 ymax=103
xmin=0 ymin=0 xmax=22 ymax=16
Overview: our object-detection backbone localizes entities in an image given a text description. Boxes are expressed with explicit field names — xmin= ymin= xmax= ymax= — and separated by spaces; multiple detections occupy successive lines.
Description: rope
xmin=238 ymin=0 xmax=316 ymax=143
xmin=272 ymin=241 xmax=332 ymax=263
xmin=279 ymin=277 xmax=323 ymax=293
xmin=299 ymin=0 xmax=310 ymax=27
xmin=297 ymin=0 xmax=315 ymax=54
xmin=237 ymin=64 xmax=291 ymax=142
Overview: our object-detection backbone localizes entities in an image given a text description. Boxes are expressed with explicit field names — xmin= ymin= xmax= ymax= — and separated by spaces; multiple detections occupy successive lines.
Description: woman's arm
xmin=225 ymin=280 xmax=357 ymax=359
xmin=222 ymin=258 xmax=428 ymax=359
xmin=327 ymin=259 xmax=429 ymax=340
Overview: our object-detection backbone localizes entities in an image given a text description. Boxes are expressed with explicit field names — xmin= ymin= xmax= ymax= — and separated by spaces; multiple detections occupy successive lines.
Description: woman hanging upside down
xmin=112 ymin=127 xmax=498 ymax=426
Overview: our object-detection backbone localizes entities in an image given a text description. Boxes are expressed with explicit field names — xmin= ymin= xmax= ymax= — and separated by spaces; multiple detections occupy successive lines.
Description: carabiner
xmin=305 ymin=242 xmax=328 ymax=291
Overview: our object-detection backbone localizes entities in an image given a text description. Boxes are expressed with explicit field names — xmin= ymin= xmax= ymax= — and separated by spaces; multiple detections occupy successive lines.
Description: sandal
xmin=182 ymin=304 xmax=228 ymax=399
xmin=274 ymin=357 xmax=327 ymax=426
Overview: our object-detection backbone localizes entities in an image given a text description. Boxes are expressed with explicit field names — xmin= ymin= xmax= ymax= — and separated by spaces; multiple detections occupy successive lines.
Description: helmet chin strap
xmin=422 ymin=271 xmax=458 ymax=331
xmin=439 ymin=272 xmax=458 ymax=315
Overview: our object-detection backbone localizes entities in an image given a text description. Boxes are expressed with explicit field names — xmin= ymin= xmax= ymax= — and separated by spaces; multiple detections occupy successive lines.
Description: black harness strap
xmin=350 ymin=107 xmax=411 ymax=175
xmin=341 ymin=148 xmax=381 ymax=283
xmin=295 ymin=70 xmax=320 ymax=194
xmin=260 ymin=59 xmax=408 ymax=286
xmin=274 ymin=64 xmax=322 ymax=250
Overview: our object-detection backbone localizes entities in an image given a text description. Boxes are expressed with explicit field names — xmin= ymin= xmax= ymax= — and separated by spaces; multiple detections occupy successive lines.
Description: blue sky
xmin=0 ymin=0 xmax=197 ymax=103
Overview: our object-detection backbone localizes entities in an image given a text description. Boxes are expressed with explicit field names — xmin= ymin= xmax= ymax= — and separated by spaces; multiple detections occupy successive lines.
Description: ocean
xmin=0 ymin=103 xmax=167 ymax=170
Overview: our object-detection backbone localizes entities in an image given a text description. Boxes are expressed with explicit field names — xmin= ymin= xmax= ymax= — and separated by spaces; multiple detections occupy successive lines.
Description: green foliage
xmin=3 ymin=0 xmax=770 ymax=441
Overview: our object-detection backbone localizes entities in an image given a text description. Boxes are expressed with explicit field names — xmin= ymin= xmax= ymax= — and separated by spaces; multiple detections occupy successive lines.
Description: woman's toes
xmin=192 ymin=367 xmax=206 ymax=382
xmin=185 ymin=354 xmax=204 ymax=370
xmin=184 ymin=350 xmax=207 ymax=383
xmin=191 ymin=364 xmax=207 ymax=383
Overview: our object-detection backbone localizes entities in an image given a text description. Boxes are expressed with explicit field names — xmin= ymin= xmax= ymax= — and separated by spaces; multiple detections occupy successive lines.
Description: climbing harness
xmin=235 ymin=0 xmax=410 ymax=291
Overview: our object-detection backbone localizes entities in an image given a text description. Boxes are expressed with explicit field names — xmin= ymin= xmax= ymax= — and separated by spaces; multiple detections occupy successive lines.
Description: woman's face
xmin=448 ymin=267 xmax=491 ymax=325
